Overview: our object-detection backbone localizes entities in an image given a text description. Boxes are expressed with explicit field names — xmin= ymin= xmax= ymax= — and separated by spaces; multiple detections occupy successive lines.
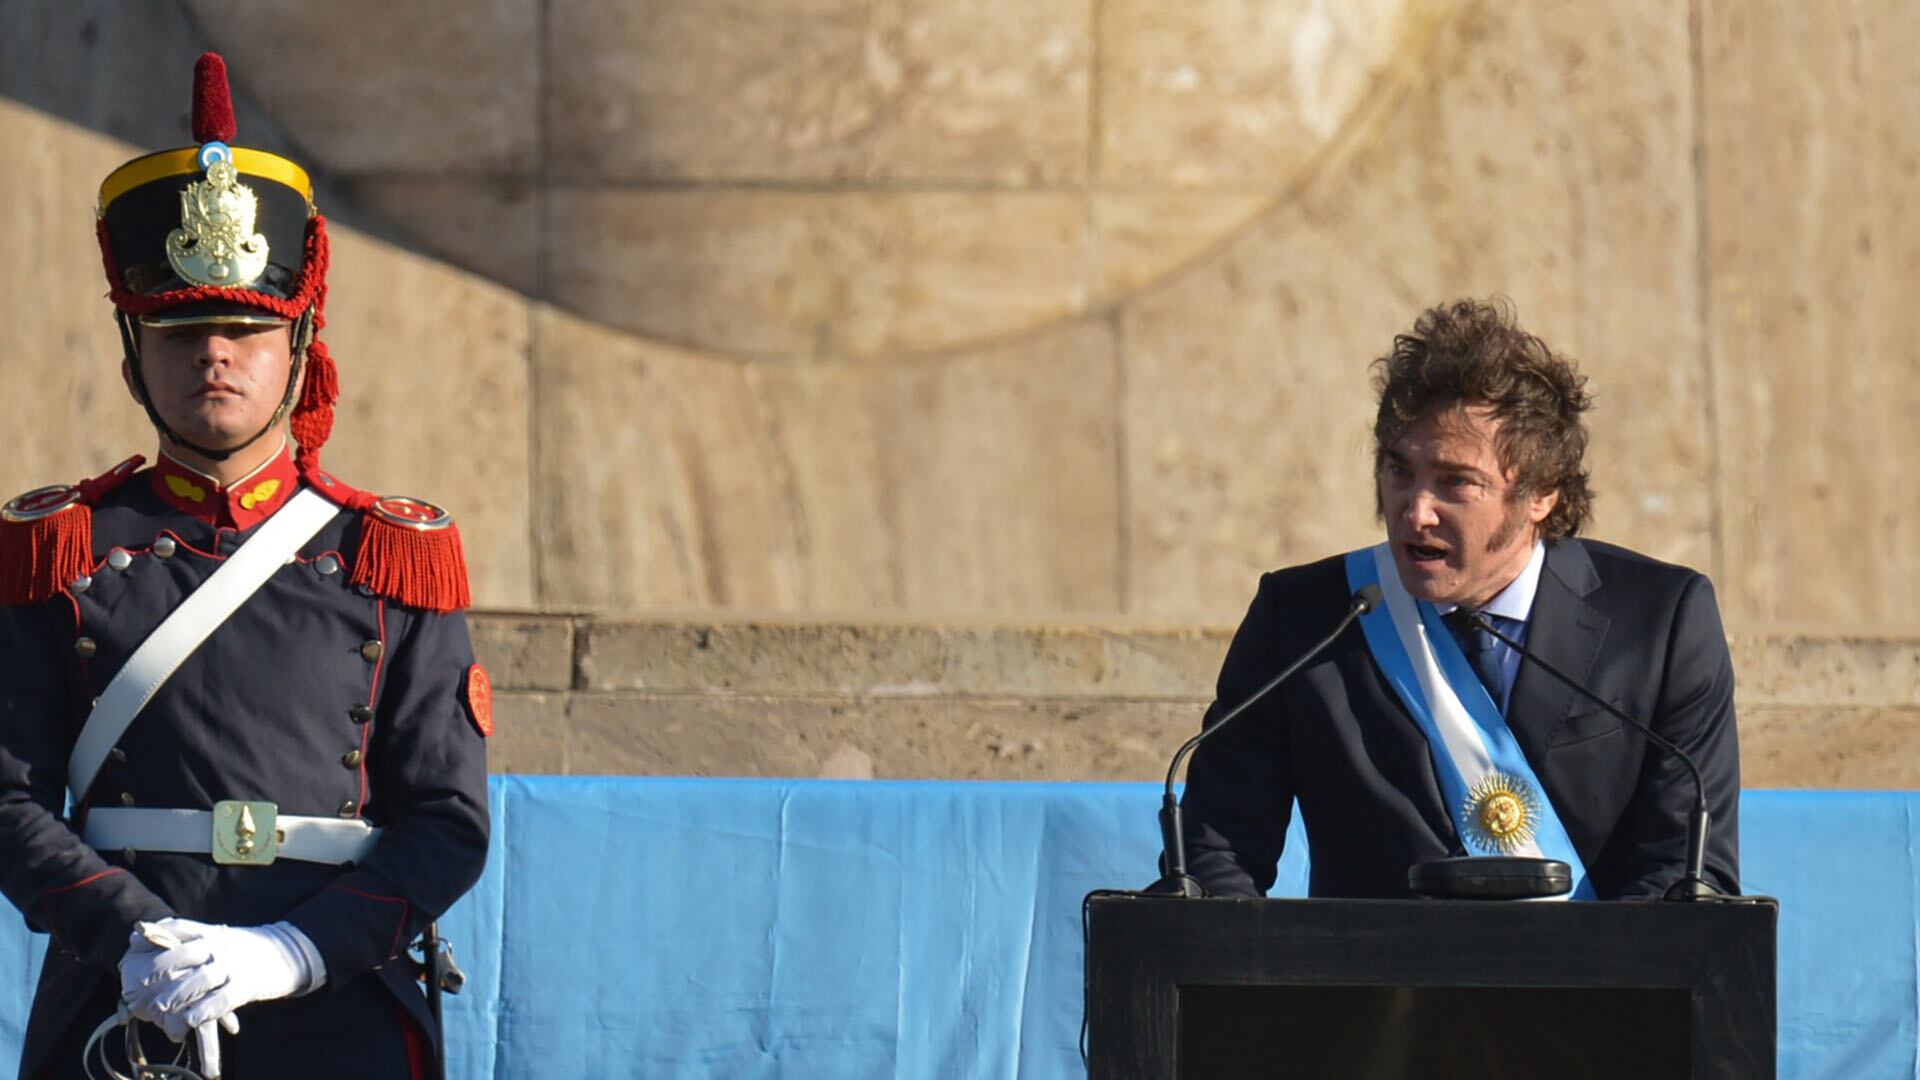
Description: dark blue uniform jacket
xmin=0 ymin=452 xmax=489 ymax=1078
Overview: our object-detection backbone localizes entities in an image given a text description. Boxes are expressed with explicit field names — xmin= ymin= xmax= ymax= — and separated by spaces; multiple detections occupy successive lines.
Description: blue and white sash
xmin=1345 ymin=544 xmax=1592 ymax=899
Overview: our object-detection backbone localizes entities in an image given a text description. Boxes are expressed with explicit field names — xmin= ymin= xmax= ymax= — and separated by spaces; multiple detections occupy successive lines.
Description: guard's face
xmin=127 ymin=323 xmax=295 ymax=451
xmin=1378 ymin=405 xmax=1557 ymax=610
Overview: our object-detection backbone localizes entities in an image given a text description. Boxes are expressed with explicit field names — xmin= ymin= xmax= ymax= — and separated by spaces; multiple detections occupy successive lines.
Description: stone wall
xmin=1 ymin=1 xmax=1915 ymax=783
xmin=6 ymin=0 xmax=1916 ymax=630
xmin=472 ymin=612 xmax=1920 ymax=787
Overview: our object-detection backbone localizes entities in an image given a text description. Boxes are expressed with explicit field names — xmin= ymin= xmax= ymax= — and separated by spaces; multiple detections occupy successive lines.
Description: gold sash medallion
xmin=1461 ymin=773 xmax=1541 ymax=854
xmin=167 ymin=154 xmax=271 ymax=288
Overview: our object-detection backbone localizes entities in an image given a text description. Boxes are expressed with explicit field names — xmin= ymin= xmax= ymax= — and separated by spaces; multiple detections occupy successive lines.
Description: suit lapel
xmin=1505 ymin=539 xmax=1610 ymax=759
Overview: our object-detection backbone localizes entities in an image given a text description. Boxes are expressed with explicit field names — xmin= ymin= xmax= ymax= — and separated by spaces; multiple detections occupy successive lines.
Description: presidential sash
xmin=1345 ymin=544 xmax=1593 ymax=899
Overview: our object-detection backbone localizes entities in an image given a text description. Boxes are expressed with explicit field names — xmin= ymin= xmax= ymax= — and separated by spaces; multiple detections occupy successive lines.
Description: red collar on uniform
xmin=149 ymin=440 xmax=301 ymax=529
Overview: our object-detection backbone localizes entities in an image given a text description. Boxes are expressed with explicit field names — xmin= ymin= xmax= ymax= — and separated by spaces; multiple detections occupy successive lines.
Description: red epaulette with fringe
xmin=0 ymin=456 xmax=144 ymax=605
xmin=298 ymin=467 xmax=470 ymax=613
xmin=346 ymin=494 xmax=472 ymax=614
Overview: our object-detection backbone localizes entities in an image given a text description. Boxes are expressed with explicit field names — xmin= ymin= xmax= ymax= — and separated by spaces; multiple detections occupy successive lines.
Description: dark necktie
xmin=1442 ymin=610 xmax=1515 ymax=707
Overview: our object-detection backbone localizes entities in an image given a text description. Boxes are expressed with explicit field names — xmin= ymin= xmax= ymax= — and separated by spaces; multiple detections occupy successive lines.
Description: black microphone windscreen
xmin=1353 ymin=584 xmax=1383 ymax=614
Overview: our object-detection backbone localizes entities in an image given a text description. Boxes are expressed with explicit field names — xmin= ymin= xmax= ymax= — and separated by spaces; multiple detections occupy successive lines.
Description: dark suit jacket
xmin=1181 ymin=538 xmax=1740 ymax=900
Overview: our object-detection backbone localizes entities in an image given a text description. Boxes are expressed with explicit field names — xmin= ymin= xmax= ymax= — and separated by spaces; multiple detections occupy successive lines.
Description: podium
xmin=1084 ymin=895 xmax=1776 ymax=1079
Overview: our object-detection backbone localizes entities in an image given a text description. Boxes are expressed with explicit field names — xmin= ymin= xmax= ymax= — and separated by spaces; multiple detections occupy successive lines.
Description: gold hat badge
xmin=166 ymin=146 xmax=270 ymax=289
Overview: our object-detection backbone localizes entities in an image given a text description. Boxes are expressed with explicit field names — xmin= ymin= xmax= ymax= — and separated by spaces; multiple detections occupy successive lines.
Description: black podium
xmin=1084 ymin=896 xmax=1776 ymax=1079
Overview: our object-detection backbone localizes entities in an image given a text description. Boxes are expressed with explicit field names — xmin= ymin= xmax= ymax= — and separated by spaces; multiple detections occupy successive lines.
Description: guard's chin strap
xmin=117 ymin=309 xmax=313 ymax=463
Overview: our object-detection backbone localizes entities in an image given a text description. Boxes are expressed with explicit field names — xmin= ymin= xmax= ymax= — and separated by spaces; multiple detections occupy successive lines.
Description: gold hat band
xmin=99 ymin=146 xmax=314 ymax=213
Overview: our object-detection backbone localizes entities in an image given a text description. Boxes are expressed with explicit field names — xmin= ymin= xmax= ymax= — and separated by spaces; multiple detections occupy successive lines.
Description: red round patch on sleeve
xmin=463 ymin=664 xmax=494 ymax=737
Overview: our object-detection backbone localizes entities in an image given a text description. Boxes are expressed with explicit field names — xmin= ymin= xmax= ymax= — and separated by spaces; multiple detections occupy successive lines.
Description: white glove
xmin=120 ymin=923 xmax=206 ymax=1011
xmin=121 ymin=917 xmax=324 ymax=1040
xmin=121 ymin=919 xmax=238 ymax=1074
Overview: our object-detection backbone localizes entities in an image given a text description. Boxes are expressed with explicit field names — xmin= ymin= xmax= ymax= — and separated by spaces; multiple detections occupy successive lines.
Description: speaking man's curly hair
xmin=1372 ymin=298 xmax=1594 ymax=540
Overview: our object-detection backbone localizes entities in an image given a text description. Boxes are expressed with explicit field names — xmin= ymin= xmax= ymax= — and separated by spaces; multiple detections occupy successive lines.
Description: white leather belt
xmin=83 ymin=805 xmax=381 ymax=866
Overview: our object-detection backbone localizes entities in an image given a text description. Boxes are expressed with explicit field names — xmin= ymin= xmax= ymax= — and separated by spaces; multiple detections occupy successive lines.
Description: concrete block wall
xmin=471 ymin=612 xmax=1920 ymax=787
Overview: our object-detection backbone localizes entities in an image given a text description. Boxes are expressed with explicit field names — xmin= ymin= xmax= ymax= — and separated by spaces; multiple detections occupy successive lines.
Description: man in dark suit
xmin=1181 ymin=298 xmax=1740 ymax=900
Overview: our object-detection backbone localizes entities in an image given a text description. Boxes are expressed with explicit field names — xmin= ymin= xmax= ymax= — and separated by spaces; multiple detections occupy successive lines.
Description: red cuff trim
xmin=327 ymin=882 xmax=412 ymax=959
xmin=326 ymin=882 xmax=407 ymax=905
xmin=38 ymin=867 xmax=126 ymax=899
xmin=32 ymin=866 xmax=130 ymax=929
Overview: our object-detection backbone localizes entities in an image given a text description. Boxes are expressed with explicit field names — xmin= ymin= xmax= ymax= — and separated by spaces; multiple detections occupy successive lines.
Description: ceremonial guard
xmin=0 ymin=55 xmax=490 ymax=1079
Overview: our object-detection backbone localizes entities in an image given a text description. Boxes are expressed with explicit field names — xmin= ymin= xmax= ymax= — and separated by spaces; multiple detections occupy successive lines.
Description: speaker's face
xmin=1378 ymin=404 xmax=1557 ymax=609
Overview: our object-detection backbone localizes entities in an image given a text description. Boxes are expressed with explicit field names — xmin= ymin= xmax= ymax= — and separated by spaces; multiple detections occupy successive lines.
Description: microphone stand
xmin=1466 ymin=612 xmax=1724 ymax=902
xmin=1150 ymin=586 xmax=1382 ymax=896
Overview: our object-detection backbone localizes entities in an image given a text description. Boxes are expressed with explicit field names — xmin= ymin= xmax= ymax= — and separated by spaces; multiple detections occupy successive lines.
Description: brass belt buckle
xmin=211 ymin=800 xmax=279 ymax=866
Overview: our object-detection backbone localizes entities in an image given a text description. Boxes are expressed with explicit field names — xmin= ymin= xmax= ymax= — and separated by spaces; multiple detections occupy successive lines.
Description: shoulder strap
xmin=68 ymin=488 xmax=339 ymax=803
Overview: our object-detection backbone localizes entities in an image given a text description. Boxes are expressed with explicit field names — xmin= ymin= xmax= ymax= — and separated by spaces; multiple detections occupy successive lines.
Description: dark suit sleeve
xmin=1612 ymin=574 xmax=1741 ymax=899
xmin=0 ymin=600 xmax=174 ymax=969
xmin=284 ymin=605 xmax=490 ymax=981
xmin=1177 ymin=574 xmax=1297 ymax=897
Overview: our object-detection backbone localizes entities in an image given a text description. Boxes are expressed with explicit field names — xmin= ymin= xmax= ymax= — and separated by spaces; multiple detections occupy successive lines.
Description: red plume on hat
xmin=191 ymin=52 xmax=237 ymax=143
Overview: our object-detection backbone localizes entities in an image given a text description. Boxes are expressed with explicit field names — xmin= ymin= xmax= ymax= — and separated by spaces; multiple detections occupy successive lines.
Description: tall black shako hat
xmin=96 ymin=53 xmax=341 ymax=474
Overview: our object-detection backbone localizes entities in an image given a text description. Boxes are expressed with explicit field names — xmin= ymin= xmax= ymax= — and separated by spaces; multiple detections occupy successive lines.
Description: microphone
xmin=1150 ymin=584 xmax=1383 ymax=897
xmin=1463 ymin=611 xmax=1724 ymax=902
